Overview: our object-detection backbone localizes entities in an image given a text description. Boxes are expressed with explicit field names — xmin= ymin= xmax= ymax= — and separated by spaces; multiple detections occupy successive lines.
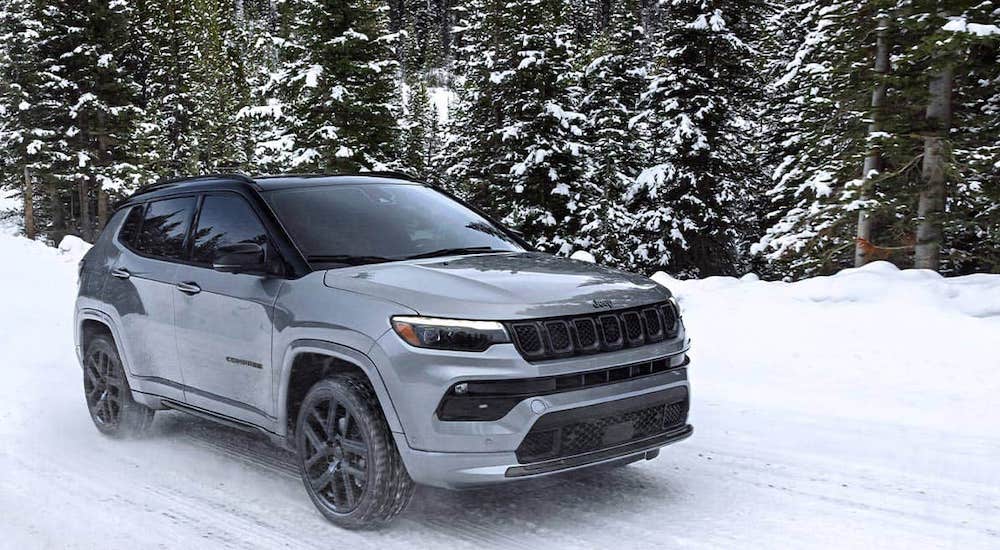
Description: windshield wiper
xmin=306 ymin=254 xmax=395 ymax=266
xmin=403 ymin=247 xmax=511 ymax=260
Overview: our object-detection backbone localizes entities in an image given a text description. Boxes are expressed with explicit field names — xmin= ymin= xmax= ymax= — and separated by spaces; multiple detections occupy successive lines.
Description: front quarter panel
xmin=271 ymin=272 xmax=418 ymax=435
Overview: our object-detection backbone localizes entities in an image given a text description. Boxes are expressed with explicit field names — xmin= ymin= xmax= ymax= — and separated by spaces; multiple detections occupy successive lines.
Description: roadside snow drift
xmin=1 ymin=230 xmax=998 ymax=549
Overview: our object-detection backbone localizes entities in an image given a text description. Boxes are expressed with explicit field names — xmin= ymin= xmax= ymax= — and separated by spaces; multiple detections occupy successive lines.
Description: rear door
xmin=172 ymin=193 xmax=283 ymax=426
xmin=105 ymin=197 xmax=197 ymax=402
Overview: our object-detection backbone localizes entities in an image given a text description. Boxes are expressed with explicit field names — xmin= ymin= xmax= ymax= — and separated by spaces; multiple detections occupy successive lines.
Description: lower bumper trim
xmin=504 ymin=424 xmax=693 ymax=478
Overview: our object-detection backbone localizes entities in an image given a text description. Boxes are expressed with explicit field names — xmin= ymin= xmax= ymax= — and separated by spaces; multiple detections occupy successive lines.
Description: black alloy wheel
xmin=83 ymin=334 xmax=154 ymax=437
xmin=301 ymin=392 xmax=370 ymax=512
xmin=296 ymin=376 xmax=414 ymax=529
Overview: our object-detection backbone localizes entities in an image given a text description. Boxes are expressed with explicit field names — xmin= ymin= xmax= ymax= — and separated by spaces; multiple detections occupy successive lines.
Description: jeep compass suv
xmin=75 ymin=173 xmax=692 ymax=528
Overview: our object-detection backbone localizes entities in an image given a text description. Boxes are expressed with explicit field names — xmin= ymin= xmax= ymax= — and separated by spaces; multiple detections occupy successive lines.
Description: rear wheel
xmin=83 ymin=334 xmax=154 ymax=437
xmin=295 ymin=376 xmax=414 ymax=529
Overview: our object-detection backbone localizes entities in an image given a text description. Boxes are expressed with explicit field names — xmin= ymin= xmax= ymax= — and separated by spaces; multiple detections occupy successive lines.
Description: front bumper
xmin=371 ymin=330 xmax=691 ymax=488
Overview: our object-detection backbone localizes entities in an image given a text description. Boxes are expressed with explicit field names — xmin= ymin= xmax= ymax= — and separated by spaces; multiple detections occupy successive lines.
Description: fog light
xmin=454 ymin=383 xmax=468 ymax=395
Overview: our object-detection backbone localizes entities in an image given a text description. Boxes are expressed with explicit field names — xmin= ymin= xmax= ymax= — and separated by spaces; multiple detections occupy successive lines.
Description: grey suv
xmin=75 ymin=173 xmax=692 ymax=528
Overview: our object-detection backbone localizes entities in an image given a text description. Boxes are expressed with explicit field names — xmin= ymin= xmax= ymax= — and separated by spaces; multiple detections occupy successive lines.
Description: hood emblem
xmin=592 ymin=299 xmax=613 ymax=310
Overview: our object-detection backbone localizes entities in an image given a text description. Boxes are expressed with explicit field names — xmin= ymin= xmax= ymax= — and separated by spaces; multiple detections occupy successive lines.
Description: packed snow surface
xmin=1 ymin=229 xmax=998 ymax=549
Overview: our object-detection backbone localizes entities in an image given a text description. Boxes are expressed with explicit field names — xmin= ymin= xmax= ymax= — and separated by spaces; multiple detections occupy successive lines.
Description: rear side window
xmin=190 ymin=194 xmax=267 ymax=265
xmin=135 ymin=197 xmax=197 ymax=260
xmin=118 ymin=205 xmax=145 ymax=246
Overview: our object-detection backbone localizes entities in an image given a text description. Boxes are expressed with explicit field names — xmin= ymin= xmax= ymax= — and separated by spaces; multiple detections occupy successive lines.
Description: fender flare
xmin=274 ymin=339 xmax=405 ymax=437
xmin=76 ymin=308 xmax=130 ymax=371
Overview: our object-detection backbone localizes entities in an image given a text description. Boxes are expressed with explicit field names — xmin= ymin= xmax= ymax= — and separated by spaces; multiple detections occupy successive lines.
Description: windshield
xmin=264 ymin=184 xmax=525 ymax=266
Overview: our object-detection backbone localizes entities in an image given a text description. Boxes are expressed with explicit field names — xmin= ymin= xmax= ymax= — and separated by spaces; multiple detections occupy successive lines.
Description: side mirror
xmin=213 ymin=242 xmax=266 ymax=274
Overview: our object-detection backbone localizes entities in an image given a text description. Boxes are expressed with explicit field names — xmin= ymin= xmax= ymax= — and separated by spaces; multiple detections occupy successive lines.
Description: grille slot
xmin=621 ymin=311 xmax=644 ymax=345
xmin=512 ymin=324 xmax=543 ymax=355
xmin=545 ymin=320 xmax=572 ymax=353
xmin=573 ymin=318 xmax=599 ymax=350
xmin=599 ymin=315 xmax=623 ymax=349
xmin=643 ymin=308 xmax=663 ymax=341
xmin=506 ymin=301 xmax=679 ymax=361
xmin=515 ymin=389 xmax=689 ymax=463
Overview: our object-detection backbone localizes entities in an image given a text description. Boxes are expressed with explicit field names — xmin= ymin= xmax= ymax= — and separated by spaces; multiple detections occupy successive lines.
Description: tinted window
xmin=118 ymin=204 xmax=145 ymax=246
xmin=135 ymin=197 xmax=196 ymax=260
xmin=190 ymin=194 xmax=267 ymax=264
xmin=264 ymin=184 xmax=523 ymax=266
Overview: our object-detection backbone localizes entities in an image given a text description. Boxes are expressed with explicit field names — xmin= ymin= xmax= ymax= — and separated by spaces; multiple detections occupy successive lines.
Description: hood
xmin=322 ymin=252 xmax=671 ymax=320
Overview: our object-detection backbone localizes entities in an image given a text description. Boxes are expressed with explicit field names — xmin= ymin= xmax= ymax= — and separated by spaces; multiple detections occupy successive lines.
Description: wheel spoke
xmin=309 ymin=408 xmax=326 ymax=435
xmin=325 ymin=399 xmax=339 ymax=437
xmin=85 ymin=365 xmax=102 ymax=386
xmin=310 ymin=461 xmax=339 ymax=491
xmin=302 ymin=423 xmax=327 ymax=455
xmin=339 ymin=469 xmax=356 ymax=508
xmin=340 ymin=438 xmax=367 ymax=458
xmin=342 ymin=462 xmax=366 ymax=482
xmin=304 ymin=449 xmax=328 ymax=469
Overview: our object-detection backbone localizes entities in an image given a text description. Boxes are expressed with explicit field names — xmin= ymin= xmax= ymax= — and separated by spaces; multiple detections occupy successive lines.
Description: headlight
xmin=391 ymin=316 xmax=510 ymax=352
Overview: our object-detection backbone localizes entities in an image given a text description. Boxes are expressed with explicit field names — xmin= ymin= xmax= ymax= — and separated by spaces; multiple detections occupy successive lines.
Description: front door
xmin=173 ymin=193 xmax=282 ymax=426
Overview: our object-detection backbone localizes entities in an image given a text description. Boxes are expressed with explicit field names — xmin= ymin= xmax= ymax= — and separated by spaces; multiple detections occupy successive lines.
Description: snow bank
xmin=58 ymin=235 xmax=93 ymax=262
xmin=653 ymin=260 xmax=1000 ymax=319
xmin=569 ymin=250 xmax=596 ymax=263
xmin=652 ymin=261 xmax=1000 ymax=436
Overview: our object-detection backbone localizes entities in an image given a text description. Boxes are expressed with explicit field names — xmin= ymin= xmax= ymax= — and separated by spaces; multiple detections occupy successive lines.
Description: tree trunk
xmin=47 ymin=183 xmax=65 ymax=243
xmin=78 ymin=177 xmax=92 ymax=241
xmin=22 ymin=166 xmax=36 ymax=240
xmin=97 ymin=188 xmax=109 ymax=229
xmin=854 ymin=15 xmax=891 ymax=267
xmin=914 ymin=66 xmax=953 ymax=271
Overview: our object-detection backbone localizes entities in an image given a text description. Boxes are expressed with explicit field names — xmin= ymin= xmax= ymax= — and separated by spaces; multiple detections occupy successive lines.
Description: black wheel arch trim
xmin=276 ymin=339 xmax=406 ymax=441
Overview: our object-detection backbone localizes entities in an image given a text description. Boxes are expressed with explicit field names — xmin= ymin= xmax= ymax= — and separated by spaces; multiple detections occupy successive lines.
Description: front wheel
xmin=83 ymin=334 xmax=154 ymax=437
xmin=295 ymin=376 xmax=414 ymax=529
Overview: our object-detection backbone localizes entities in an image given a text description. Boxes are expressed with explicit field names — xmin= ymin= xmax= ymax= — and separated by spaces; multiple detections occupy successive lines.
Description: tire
xmin=295 ymin=375 xmax=415 ymax=529
xmin=82 ymin=334 xmax=154 ymax=437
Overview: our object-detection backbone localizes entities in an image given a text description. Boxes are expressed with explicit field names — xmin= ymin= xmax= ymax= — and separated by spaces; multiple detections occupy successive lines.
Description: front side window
xmin=135 ymin=196 xmax=197 ymax=260
xmin=263 ymin=184 xmax=524 ymax=266
xmin=190 ymin=194 xmax=267 ymax=265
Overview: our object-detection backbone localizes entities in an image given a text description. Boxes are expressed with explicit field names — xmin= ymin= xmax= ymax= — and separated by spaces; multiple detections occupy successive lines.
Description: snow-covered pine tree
xmin=757 ymin=0 xmax=1000 ymax=276
xmin=135 ymin=0 xmax=203 ymax=176
xmin=627 ymin=0 xmax=765 ymax=276
xmin=576 ymin=0 xmax=647 ymax=264
xmin=0 ymin=0 xmax=49 ymax=237
xmin=400 ymin=74 xmax=434 ymax=177
xmin=186 ymin=0 xmax=256 ymax=172
xmin=446 ymin=0 xmax=587 ymax=255
xmin=1 ymin=0 xmax=146 ymax=241
xmin=901 ymin=0 xmax=1000 ymax=273
xmin=263 ymin=0 xmax=400 ymax=172
xmin=754 ymin=0 xmax=915 ymax=276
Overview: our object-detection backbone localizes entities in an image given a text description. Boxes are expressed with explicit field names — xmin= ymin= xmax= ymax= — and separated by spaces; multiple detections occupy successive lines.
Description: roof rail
xmin=131 ymin=173 xmax=254 ymax=197
xmin=252 ymin=171 xmax=422 ymax=182
xmin=360 ymin=170 xmax=421 ymax=182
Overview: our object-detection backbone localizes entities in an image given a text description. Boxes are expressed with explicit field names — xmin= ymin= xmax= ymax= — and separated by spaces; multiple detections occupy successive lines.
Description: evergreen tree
xmin=756 ymin=0 xmax=1000 ymax=276
xmin=576 ymin=0 xmax=646 ymax=263
xmin=447 ymin=0 xmax=587 ymax=254
xmin=627 ymin=0 xmax=765 ymax=276
xmin=263 ymin=0 xmax=400 ymax=171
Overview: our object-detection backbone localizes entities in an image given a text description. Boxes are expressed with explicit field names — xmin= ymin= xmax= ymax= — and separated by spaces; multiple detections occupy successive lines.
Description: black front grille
xmin=516 ymin=388 xmax=689 ymax=463
xmin=508 ymin=301 xmax=680 ymax=361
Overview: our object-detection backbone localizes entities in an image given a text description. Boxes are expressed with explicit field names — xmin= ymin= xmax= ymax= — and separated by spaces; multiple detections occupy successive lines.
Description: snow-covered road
xmin=1 ymin=230 xmax=998 ymax=549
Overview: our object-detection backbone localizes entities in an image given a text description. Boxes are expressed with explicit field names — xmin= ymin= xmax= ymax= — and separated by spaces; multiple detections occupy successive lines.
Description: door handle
xmin=111 ymin=268 xmax=131 ymax=279
xmin=176 ymin=282 xmax=201 ymax=295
